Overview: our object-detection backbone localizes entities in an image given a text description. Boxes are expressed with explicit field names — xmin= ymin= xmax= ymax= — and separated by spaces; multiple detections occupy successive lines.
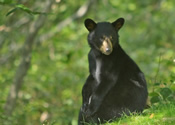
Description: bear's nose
xmin=106 ymin=48 xmax=111 ymax=53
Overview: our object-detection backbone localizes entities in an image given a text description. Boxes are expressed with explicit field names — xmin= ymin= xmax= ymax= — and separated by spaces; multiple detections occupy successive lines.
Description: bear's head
xmin=84 ymin=18 xmax=124 ymax=55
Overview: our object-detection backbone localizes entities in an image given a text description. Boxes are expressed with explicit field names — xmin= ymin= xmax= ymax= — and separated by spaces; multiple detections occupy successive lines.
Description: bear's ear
xmin=112 ymin=18 xmax=125 ymax=30
xmin=84 ymin=18 xmax=97 ymax=32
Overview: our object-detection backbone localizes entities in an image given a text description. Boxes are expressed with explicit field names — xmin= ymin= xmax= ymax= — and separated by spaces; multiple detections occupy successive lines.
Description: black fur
xmin=78 ymin=18 xmax=148 ymax=124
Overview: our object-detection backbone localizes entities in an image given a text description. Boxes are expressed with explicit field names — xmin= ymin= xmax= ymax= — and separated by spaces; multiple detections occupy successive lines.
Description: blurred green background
xmin=0 ymin=0 xmax=175 ymax=125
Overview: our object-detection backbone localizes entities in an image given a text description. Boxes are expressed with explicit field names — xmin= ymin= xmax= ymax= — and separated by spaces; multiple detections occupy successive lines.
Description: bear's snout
xmin=106 ymin=48 xmax=111 ymax=53
xmin=100 ymin=38 xmax=113 ymax=55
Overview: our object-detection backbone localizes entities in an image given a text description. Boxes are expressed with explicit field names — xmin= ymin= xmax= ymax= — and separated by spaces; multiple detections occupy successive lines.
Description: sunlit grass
xmin=46 ymin=102 xmax=175 ymax=125
xmin=106 ymin=103 xmax=175 ymax=125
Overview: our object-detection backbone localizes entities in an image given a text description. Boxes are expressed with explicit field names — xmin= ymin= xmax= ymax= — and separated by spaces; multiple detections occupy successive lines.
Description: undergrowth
xmin=108 ymin=102 xmax=175 ymax=125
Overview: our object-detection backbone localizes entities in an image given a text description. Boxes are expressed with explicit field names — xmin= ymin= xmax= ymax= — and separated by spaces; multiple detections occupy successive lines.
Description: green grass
xmin=107 ymin=103 xmax=175 ymax=125
xmin=39 ymin=102 xmax=175 ymax=125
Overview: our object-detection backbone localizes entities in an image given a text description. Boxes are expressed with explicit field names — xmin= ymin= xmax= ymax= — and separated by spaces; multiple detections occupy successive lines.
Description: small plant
xmin=149 ymin=75 xmax=175 ymax=105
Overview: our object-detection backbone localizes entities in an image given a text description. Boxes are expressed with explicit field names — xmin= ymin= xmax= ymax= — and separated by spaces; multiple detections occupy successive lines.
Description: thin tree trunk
xmin=4 ymin=0 xmax=55 ymax=116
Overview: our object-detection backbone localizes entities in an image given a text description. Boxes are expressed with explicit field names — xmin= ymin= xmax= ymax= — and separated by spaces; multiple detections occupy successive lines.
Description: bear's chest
xmin=93 ymin=58 xmax=102 ymax=84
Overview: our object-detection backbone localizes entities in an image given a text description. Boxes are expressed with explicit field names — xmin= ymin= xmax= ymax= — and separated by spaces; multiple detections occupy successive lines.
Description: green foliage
xmin=109 ymin=103 xmax=175 ymax=125
xmin=0 ymin=0 xmax=175 ymax=125
xmin=149 ymin=74 xmax=175 ymax=105
xmin=0 ymin=1 xmax=50 ymax=16
xmin=6 ymin=4 xmax=48 ymax=16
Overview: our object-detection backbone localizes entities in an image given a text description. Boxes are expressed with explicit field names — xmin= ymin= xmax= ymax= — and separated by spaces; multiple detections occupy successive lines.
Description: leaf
xmin=6 ymin=8 xmax=17 ymax=16
xmin=5 ymin=4 xmax=48 ymax=16
xmin=16 ymin=4 xmax=48 ymax=15
xmin=163 ymin=83 xmax=167 ymax=85
xmin=6 ymin=4 xmax=33 ymax=16
xmin=149 ymin=92 xmax=159 ymax=97
xmin=170 ymin=80 xmax=175 ymax=84
xmin=149 ymin=113 xmax=154 ymax=119
xmin=150 ymin=96 xmax=160 ymax=104
xmin=154 ymin=82 xmax=161 ymax=86
xmin=16 ymin=4 xmax=30 ymax=11
xmin=167 ymin=95 xmax=174 ymax=102
xmin=160 ymin=88 xmax=172 ymax=99
xmin=16 ymin=4 xmax=33 ymax=14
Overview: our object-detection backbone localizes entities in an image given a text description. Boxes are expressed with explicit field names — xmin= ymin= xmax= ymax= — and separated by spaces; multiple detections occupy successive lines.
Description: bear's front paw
xmin=85 ymin=106 xmax=96 ymax=118
xmin=81 ymin=103 xmax=88 ymax=113
xmin=85 ymin=95 xmax=102 ymax=117
xmin=85 ymin=103 xmax=99 ymax=118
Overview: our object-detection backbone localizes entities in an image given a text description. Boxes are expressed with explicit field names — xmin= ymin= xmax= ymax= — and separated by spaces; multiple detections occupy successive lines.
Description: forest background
xmin=0 ymin=0 xmax=175 ymax=125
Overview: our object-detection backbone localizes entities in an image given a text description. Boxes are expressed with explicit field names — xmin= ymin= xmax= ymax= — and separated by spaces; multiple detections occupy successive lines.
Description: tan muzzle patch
xmin=100 ymin=39 xmax=113 ymax=55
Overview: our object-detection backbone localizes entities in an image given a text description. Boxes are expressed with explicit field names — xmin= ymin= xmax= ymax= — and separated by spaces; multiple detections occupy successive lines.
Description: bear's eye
xmin=100 ymin=36 xmax=105 ymax=40
xmin=109 ymin=36 xmax=113 ymax=40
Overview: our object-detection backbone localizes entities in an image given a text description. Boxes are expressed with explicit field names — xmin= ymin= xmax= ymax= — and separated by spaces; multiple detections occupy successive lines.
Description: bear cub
xmin=78 ymin=18 xmax=148 ymax=124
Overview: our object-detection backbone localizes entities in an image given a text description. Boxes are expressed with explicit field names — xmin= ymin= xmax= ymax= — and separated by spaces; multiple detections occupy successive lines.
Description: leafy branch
xmin=0 ymin=2 xmax=50 ymax=16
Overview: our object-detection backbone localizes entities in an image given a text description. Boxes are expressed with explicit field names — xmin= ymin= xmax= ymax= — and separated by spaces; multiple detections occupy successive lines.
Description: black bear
xmin=78 ymin=18 xmax=148 ymax=124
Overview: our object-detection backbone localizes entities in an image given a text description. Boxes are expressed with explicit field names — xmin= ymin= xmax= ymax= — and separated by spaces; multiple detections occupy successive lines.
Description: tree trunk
xmin=4 ymin=0 xmax=55 ymax=116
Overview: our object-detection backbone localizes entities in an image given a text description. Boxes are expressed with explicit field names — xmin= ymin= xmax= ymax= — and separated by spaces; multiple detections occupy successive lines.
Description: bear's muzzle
xmin=100 ymin=38 xmax=113 ymax=55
